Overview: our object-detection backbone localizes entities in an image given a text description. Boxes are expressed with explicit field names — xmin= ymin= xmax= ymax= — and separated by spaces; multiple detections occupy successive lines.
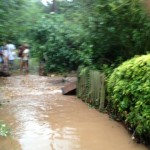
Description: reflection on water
xmin=19 ymin=122 xmax=51 ymax=150
xmin=14 ymin=99 xmax=79 ymax=150
xmin=0 ymin=75 xmax=148 ymax=150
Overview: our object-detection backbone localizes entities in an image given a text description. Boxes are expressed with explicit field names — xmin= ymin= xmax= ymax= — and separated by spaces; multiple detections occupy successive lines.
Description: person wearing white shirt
xmin=6 ymin=41 xmax=16 ymax=70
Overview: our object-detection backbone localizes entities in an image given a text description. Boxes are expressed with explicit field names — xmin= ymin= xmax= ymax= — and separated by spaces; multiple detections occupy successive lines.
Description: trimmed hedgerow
xmin=107 ymin=54 xmax=150 ymax=144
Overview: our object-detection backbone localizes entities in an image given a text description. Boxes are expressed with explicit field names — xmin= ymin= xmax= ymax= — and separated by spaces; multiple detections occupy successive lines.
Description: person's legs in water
xmin=24 ymin=60 xmax=29 ymax=74
xmin=0 ymin=56 xmax=3 ymax=71
xmin=20 ymin=58 xmax=24 ymax=74
xmin=21 ymin=60 xmax=28 ymax=74
xmin=8 ymin=60 xmax=14 ymax=71
xmin=3 ymin=56 xmax=9 ymax=73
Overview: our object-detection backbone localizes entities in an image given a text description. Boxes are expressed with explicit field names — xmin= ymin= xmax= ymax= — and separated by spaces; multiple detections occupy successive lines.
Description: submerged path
xmin=0 ymin=75 xmax=149 ymax=150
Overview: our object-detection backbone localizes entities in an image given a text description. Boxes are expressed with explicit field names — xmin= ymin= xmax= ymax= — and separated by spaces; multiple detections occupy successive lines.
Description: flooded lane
xmin=0 ymin=75 xmax=149 ymax=150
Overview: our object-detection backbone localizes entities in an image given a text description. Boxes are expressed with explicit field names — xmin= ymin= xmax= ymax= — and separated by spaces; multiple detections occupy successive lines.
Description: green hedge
xmin=107 ymin=54 xmax=150 ymax=144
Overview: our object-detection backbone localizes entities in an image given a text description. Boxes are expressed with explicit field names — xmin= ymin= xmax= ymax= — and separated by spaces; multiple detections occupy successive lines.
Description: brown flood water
xmin=0 ymin=75 xmax=149 ymax=150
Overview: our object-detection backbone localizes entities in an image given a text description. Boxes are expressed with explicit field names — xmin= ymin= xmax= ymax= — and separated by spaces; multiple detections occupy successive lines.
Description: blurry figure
xmin=18 ymin=45 xmax=25 ymax=72
xmin=39 ymin=58 xmax=46 ymax=76
xmin=0 ymin=46 xmax=3 ymax=70
xmin=18 ymin=45 xmax=25 ymax=59
xmin=2 ymin=43 xmax=9 ymax=72
xmin=6 ymin=41 xmax=16 ymax=70
xmin=39 ymin=52 xmax=47 ymax=76
xmin=20 ymin=44 xmax=30 ymax=74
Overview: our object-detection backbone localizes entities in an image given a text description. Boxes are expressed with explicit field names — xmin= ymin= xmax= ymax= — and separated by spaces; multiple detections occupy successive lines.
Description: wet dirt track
xmin=0 ymin=75 xmax=149 ymax=150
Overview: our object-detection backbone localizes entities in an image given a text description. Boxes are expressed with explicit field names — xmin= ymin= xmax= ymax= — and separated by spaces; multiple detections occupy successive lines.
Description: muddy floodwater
xmin=0 ymin=75 xmax=149 ymax=150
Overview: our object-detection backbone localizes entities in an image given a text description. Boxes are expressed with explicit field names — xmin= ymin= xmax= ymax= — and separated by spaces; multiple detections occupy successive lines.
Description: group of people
xmin=0 ymin=41 xmax=30 ymax=74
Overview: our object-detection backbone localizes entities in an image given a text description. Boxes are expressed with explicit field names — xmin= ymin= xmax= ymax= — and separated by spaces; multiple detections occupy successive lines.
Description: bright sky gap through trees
xmin=41 ymin=0 xmax=73 ymax=6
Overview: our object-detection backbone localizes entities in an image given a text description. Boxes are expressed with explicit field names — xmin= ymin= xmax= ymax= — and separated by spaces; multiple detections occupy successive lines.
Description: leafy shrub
xmin=107 ymin=54 xmax=150 ymax=143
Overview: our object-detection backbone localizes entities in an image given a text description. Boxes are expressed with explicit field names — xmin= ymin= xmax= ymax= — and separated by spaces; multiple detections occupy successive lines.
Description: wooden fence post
xmin=77 ymin=68 xmax=105 ymax=111
xmin=99 ymin=73 xmax=105 ymax=111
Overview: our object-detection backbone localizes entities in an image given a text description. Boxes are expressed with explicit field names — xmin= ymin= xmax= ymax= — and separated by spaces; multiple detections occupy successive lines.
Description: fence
xmin=77 ymin=67 xmax=105 ymax=111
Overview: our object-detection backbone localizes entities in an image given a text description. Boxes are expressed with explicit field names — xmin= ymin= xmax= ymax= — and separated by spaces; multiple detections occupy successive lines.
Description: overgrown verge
xmin=107 ymin=54 xmax=150 ymax=145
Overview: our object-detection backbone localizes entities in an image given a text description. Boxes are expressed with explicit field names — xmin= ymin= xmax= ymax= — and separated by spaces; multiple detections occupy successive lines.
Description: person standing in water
xmin=2 ymin=42 xmax=9 ymax=72
xmin=6 ymin=40 xmax=16 ymax=70
xmin=21 ymin=44 xmax=30 ymax=74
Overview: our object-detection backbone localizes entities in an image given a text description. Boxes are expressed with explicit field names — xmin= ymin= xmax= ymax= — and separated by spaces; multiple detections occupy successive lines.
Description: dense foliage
xmin=84 ymin=0 xmax=150 ymax=67
xmin=30 ymin=14 xmax=92 ymax=72
xmin=0 ymin=0 xmax=44 ymax=44
xmin=1 ymin=0 xmax=150 ymax=72
xmin=29 ymin=0 xmax=150 ymax=72
xmin=107 ymin=55 xmax=150 ymax=143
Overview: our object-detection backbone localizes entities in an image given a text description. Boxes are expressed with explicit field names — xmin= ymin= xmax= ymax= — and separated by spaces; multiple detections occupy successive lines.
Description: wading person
xmin=21 ymin=44 xmax=30 ymax=74
xmin=0 ymin=46 xmax=3 ymax=70
xmin=6 ymin=40 xmax=16 ymax=70
xmin=2 ymin=44 xmax=9 ymax=72
xmin=18 ymin=45 xmax=25 ymax=73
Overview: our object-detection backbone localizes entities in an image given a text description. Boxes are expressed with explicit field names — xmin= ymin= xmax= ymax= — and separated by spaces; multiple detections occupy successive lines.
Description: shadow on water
xmin=0 ymin=75 xmax=149 ymax=150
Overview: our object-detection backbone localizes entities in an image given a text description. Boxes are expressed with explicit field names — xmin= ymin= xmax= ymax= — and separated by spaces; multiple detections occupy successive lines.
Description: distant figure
xmin=18 ymin=45 xmax=25 ymax=59
xmin=6 ymin=41 xmax=16 ymax=70
xmin=18 ymin=45 xmax=25 ymax=72
xmin=0 ymin=47 xmax=3 ymax=70
xmin=39 ymin=58 xmax=46 ymax=76
xmin=2 ymin=43 xmax=9 ymax=72
xmin=20 ymin=44 xmax=30 ymax=74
